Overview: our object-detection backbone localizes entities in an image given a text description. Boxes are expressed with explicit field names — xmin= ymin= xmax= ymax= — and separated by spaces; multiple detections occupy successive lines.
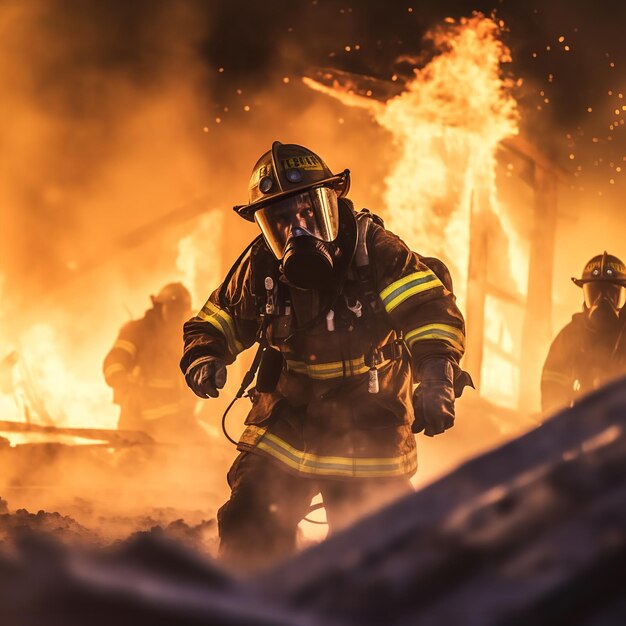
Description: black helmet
xmin=151 ymin=282 xmax=192 ymax=323
xmin=152 ymin=282 xmax=192 ymax=306
xmin=234 ymin=141 xmax=350 ymax=222
xmin=572 ymin=252 xmax=626 ymax=287
xmin=573 ymin=253 xmax=626 ymax=316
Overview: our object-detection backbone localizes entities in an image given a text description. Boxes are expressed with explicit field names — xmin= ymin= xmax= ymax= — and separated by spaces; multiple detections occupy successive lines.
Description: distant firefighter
xmin=541 ymin=252 xmax=626 ymax=414
xmin=181 ymin=141 xmax=472 ymax=570
xmin=104 ymin=282 xmax=203 ymax=443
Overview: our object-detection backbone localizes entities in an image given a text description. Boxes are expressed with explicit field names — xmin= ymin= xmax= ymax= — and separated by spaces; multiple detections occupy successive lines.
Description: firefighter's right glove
xmin=187 ymin=358 xmax=227 ymax=399
xmin=412 ymin=358 xmax=456 ymax=437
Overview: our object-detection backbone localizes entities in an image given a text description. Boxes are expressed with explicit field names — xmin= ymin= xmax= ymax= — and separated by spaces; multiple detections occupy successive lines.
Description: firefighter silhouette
xmin=104 ymin=282 xmax=205 ymax=443
xmin=541 ymin=252 xmax=626 ymax=414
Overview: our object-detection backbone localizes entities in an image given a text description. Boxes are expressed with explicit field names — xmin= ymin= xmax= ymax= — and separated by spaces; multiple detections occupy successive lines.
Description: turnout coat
xmin=104 ymin=309 xmax=198 ymax=440
xmin=541 ymin=311 xmax=626 ymax=414
xmin=181 ymin=209 xmax=466 ymax=479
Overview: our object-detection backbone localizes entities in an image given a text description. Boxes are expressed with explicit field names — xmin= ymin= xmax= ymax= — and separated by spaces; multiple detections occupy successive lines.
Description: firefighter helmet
xmin=152 ymin=283 xmax=192 ymax=307
xmin=572 ymin=252 xmax=626 ymax=287
xmin=234 ymin=141 xmax=350 ymax=222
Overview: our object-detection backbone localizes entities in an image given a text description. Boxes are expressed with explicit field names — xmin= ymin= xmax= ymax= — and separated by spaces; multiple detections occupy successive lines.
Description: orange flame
xmin=305 ymin=14 xmax=526 ymax=408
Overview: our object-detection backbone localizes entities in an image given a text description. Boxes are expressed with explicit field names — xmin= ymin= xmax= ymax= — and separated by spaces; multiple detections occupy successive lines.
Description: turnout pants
xmin=217 ymin=451 xmax=413 ymax=571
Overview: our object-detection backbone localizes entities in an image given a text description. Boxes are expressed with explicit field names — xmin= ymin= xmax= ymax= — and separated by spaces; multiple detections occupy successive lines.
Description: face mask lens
xmin=254 ymin=187 xmax=339 ymax=260
xmin=583 ymin=283 xmax=626 ymax=310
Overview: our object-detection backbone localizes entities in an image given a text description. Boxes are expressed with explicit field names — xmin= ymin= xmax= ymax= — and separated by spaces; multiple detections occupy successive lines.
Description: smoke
xmin=1 ymin=0 xmax=624 ymax=554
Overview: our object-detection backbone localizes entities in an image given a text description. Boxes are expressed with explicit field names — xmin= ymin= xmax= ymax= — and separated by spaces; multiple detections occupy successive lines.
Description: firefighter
xmin=104 ymin=282 xmax=204 ymax=443
xmin=181 ymin=142 xmax=471 ymax=570
xmin=541 ymin=252 xmax=626 ymax=414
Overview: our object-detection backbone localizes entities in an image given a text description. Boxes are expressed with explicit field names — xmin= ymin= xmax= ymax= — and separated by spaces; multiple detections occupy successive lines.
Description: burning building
xmin=0 ymin=1 xmax=624 ymax=594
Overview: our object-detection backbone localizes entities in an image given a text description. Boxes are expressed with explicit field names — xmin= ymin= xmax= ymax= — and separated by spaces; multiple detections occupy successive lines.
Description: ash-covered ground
xmin=0 ymin=438 xmax=230 ymax=557
xmin=1 ymin=380 xmax=625 ymax=625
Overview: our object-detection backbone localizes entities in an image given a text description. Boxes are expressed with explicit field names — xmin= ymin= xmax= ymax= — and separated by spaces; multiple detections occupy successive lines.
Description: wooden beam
xmin=518 ymin=166 xmax=559 ymax=412
xmin=464 ymin=188 xmax=490 ymax=387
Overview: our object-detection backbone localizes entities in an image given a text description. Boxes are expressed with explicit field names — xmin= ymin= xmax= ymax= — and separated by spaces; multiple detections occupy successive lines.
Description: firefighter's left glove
xmin=186 ymin=358 xmax=227 ymax=399
xmin=412 ymin=358 xmax=456 ymax=437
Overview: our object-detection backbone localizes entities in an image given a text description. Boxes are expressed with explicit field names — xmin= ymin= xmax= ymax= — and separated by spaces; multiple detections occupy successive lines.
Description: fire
xmin=305 ymin=15 xmax=527 ymax=409
xmin=0 ymin=209 xmax=223 ymax=435
xmin=176 ymin=210 xmax=225 ymax=308
xmin=0 ymin=323 xmax=117 ymax=429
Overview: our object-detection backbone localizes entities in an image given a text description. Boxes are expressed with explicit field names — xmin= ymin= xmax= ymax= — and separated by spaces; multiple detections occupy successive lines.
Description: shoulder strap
xmin=249 ymin=241 xmax=282 ymax=316
xmin=352 ymin=209 xmax=384 ymax=314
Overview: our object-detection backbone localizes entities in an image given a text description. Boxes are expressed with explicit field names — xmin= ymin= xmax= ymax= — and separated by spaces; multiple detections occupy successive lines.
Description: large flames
xmin=0 ymin=14 xmax=532 ymax=440
xmin=305 ymin=15 xmax=527 ymax=408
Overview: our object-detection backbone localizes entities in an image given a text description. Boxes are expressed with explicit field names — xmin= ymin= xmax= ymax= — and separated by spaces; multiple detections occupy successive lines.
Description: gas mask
xmin=254 ymin=186 xmax=340 ymax=290
xmin=583 ymin=282 xmax=626 ymax=331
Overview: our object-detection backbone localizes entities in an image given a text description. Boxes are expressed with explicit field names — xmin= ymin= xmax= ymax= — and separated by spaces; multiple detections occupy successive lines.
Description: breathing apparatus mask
xmin=254 ymin=187 xmax=340 ymax=289
xmin=583 ymin=282 xmax=626 ymax=330
xmin=573 ymin=252 xmax=626 ymax=332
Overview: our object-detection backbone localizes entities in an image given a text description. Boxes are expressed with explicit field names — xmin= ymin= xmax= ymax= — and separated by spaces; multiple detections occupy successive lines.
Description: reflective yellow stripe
xmin=197 ymin=300 xmax=244 ymax=355
xmin=104 ymin=362 xmax=126 ymax=379
xmin=285 ymin=356 xmax=370 ymax=380
xmin=114 ymin=339 xmax=136 ymax=357
xmin=405 ymin=323 xmax=465 ymax=353
xmin=245 ymin=426 xmax=417 ymax=478
xmin=380 ymin=271 xmax=444 ymax=313
xmin=541 ymin=371 xmax=571 ymax=387
xmin=141 ymin=403 xmax=184 ymax=421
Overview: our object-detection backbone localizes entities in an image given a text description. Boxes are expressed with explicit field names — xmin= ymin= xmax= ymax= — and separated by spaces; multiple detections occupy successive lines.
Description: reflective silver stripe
xmin=104 ymin=363 xmax=126 ymax=379
xmin=380 ymin=271 xmax=443 ymax=313
xmin=113 ymin=339 xmax=136 ymax=357
xmin=197 ymin=300 xmax=244 ymax=355
xmin=542 ymin=371 xmax=571 ymax=387
xmin=285 ymin=356 xmax=370 ymax=380
xmin=245 ymin=426 xmax=417 ymax=478
xmin=405 ymin=323 xmax=465 ymax=353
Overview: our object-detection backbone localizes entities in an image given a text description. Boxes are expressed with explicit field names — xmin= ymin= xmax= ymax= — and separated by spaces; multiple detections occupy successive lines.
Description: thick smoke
xmin=1 ymin=0 xmax=625 ymax=552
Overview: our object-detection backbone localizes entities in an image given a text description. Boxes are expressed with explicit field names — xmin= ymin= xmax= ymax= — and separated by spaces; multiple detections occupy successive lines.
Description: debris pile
xmin=1 ymin=377 xmax=625 ymax=625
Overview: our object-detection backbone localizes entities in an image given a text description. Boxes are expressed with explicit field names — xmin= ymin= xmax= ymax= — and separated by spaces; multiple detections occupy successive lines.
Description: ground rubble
xmin=1 ymin=377 xmax=625 ymax=625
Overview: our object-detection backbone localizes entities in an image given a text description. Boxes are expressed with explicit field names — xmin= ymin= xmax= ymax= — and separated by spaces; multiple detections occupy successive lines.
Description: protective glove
xmin=186 ymin=358 xmax=227 ymax=399
xmin=412 ymin=358 xmax=456 ymax=437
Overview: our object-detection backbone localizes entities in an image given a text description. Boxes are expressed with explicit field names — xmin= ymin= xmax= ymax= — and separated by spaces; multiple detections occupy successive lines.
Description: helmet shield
xmin=254 ymin=187 xmax=339 ymax=259
xmin=583 ymin=282 xmax=626 ymax=310
xmin=235 ymin=141 xmax=350 ymax=222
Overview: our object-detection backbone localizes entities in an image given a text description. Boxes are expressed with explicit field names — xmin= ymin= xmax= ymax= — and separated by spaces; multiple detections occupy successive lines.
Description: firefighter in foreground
xmin=104 ymin=282 xmax=205 ymax=443
xmin=541 ymin=252 xmax=626 ymax=415
xmin=181 ymin=142 xmax=471 ymax=569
